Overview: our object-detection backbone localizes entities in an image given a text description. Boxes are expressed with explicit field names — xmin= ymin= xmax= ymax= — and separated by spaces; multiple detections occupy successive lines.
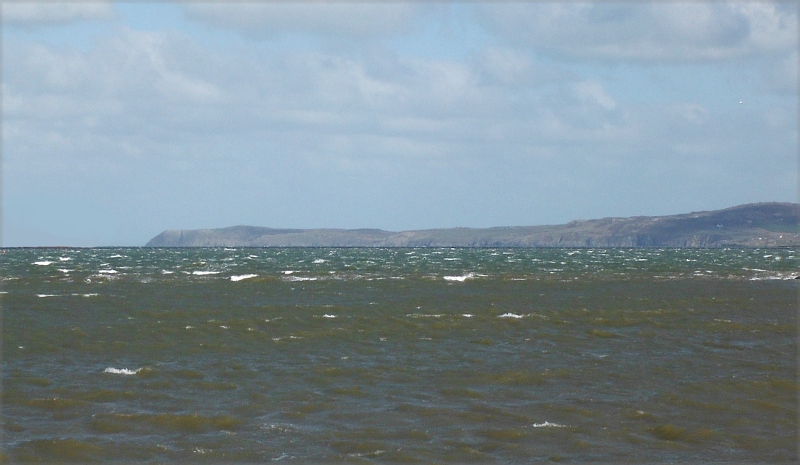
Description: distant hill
xmin=145 ymin=202 xmax=800 ymax=248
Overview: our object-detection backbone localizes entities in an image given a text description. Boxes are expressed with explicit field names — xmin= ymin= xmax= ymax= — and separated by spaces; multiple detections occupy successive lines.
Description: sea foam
xmin=103 ymin=367 xmax=142 ymax=375
xmin=443 ymin=273 xmax=475 ymax=282
xmin=532 ymin=421 xmax=567 ymax=428
xmin=231 ymin=274 xmax=257 ymax=282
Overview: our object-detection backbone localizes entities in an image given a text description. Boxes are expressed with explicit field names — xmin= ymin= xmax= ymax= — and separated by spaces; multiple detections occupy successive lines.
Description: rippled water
xmin=2 ymin=247 xmax=797 ymax=462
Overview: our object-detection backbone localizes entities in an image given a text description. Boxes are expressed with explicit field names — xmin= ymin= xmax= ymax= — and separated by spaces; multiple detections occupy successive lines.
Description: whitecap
xmin=58 ymin=257 xmax=71 ymax=261
xmin=312 ymin=259 xmax=326 ymax=264
xmin=498 ymin=313 xmax=524 ymax=318
xmin=231 ymin=274 xmax=257 ymax=282
xmin=287 ymin=276 xmax=317 ymax=282
xmin=57 ymin=269 xmax=72 ymax=273
xmin=282 ymin=271 xmax=295 ymax=275
xmin=161 ymin=270 xmax=174 ymax=274
xmin=532 ymin=421 xmax=567 ymax=428
xmin=462 ymin=314 xmax=473 ymax=318
xmin=192 ymin=271 xmax=220 ymax=275
xmin=37 ymin=294 xmax=59 ymax=298
xmin=103 ymin=367 xmax=142 ymax=375
xmin=444 ymin=273 xmax=475 ymax=282
xmin=33 ymin=261 xmax=53 ymax=266
xmin=98 ymin=269 xmax=118 ymax=274
xmin=322 ymin=314 xmax=336 ymax=318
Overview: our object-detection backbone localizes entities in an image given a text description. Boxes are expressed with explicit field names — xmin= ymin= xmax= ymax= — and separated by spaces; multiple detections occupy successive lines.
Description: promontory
xmin=146 ymin=202 xmax=799 ymax=248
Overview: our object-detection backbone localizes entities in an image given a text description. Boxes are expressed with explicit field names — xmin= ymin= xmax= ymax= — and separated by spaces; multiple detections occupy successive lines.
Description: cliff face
xmin=145 ymin=202 xmax=800 ymax=248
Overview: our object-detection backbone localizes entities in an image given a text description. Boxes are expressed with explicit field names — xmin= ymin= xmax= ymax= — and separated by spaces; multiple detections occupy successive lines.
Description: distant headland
xmin=146 ymin=202 xmax=799 ymax=248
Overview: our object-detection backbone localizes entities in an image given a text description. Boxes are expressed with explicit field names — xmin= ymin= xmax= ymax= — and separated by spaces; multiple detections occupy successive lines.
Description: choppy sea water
xmin=1 ymin=247 xmax=797 ymax=462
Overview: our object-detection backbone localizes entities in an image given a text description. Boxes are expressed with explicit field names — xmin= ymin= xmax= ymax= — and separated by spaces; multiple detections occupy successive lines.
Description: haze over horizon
xmin=3 ymin=2 xmax=797 ymax=247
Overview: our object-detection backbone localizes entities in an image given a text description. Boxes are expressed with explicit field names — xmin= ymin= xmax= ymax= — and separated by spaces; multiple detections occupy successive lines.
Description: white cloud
xmin=181 ymin=3 xmax=428 ymax=39
xmin=768 ymin=50 xmax=799 ymax=93
xmin=472 ymin=47 xmax=542 ymax=87
xmin=3 ymin=2 xmax=113 ymax=25
xmin=8 ymin=43 xmax=89 ymax=90
xmin=573 ymin=81 xmax=617 ymax=110
xmin=8 ymin=27 xmax=785 ymax=175
xmin=733 ymin=2 xmax=798 ymax=52
xmin=3 ymin=27 xmax=638 ymax=187
xmin=674 ymin=103 xmax=709 ymax=125
xmin=477 ymin=2 xmax=797 ymax=61
xmin=122 ymin=29 xmax=224 ymax=103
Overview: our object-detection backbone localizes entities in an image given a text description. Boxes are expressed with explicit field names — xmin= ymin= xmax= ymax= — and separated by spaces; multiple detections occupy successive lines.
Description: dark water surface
xmin=2 ymin=247 xmax=797 ymax=462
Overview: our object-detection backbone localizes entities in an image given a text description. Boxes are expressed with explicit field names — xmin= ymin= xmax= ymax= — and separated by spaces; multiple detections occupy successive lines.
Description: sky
xmin=2 ymin=1 xmax=797 ymax=247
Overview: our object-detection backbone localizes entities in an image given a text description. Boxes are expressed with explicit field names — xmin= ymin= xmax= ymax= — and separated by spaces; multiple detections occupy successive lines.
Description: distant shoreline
xmin=145 ymin=202 xmax=799 ymax=248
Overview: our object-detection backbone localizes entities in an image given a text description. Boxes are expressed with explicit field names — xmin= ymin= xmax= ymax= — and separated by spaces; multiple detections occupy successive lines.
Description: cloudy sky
xmin=2 ymin=2 xmax=797 ymax=246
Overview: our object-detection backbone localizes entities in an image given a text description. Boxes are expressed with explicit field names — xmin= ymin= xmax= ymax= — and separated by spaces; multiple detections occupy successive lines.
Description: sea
xmin=1 ymin=247 xmax=797 ymax=463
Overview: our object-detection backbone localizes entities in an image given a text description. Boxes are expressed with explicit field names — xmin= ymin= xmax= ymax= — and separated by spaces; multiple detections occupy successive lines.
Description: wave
xmin=103 ymin=367 xmax=142 ymax=375
xmin=287 ymin=276 xmax=317 ymax=282
xmin=532 ymin=421 xmax=568 ymax=428
xmin=443 ymin=273 xmax=475 ymax=282
xmin=748 ymin=272 xmax=799 ymax=281
xmin=230 ymin=274 xmax=257 ymax=282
